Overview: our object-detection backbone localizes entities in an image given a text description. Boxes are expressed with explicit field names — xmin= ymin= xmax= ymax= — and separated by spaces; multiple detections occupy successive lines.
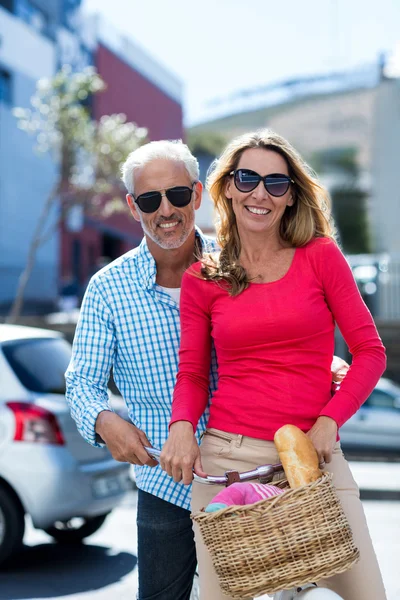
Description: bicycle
xmin=145 ymin=447 xmax=345 ymax=600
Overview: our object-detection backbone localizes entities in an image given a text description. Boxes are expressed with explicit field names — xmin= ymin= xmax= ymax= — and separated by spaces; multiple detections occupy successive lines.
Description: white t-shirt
xmin=159 ymin=286 xmax=181 ymax=304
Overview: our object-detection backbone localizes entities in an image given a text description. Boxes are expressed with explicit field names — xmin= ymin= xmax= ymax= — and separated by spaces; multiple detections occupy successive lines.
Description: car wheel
xmin=0 ymin=484 xmax=25 ymax=564
xmin=44 ymin=513 xmax=109 ymax=543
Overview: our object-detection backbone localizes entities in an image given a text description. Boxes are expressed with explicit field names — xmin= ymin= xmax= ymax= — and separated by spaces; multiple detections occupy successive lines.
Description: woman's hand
xmin=331 ymin=355 xmax=349 ymax=383
xmin=306 ymin=416 xmax=338 ymax=466
xmin=160 ymin=421 xmax=207 ymax=485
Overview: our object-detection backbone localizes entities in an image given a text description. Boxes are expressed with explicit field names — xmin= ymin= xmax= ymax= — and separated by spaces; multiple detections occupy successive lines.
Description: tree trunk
xmin=6 ymin=184 xmax=60 ymax=324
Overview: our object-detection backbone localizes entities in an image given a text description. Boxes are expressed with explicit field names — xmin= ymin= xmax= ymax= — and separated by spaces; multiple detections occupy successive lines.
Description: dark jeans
xmin=137 ymin=489 xmax=197 ymax=600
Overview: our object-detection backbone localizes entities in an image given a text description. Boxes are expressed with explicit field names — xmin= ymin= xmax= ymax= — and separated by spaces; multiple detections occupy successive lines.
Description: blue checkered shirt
xmin=65 ymin=228 xmax=218 ymax=510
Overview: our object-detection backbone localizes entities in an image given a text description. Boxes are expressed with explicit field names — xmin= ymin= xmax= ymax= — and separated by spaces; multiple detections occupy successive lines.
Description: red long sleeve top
xmin=170 ymin=238 xmax=386 ymax=440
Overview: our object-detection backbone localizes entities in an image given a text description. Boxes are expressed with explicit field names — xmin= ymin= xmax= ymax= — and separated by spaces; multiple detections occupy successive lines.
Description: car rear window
xmin=2 ymin=337 xmax=72 ymax=393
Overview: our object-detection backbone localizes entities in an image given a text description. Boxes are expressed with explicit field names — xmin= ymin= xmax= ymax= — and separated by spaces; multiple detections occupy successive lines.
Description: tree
xmin=311 ymin=147 xmax=372 ymax=254
xmin=186 ymin=131 xmax=227 ymax=158
xmin=7 ymin=66 xmax=147 ymax=323
xmin=331 ymin=188 xmax=371 ymax=254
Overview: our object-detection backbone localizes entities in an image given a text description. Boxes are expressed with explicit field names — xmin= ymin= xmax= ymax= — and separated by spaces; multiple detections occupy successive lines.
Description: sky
xmin=82 ymin=0 xmax=400 ymax=126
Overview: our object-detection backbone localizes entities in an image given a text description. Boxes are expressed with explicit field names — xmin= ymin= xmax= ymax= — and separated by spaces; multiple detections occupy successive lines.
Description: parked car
xmin=340 ymin=377 xmax=400 ymax=454
xmin=0 ymin=324 xmax=132 ymax=565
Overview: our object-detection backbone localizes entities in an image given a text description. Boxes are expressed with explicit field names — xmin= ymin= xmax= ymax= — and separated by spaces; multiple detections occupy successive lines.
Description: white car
xmin=0 ymin=324 xmax=132 ymax=565
xmin=340 ymin=377 xmax=400 ymax=453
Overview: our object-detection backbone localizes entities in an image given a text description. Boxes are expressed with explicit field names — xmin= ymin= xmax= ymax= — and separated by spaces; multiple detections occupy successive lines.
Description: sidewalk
xmin=349 ymin=460 xmax=400 ymax=498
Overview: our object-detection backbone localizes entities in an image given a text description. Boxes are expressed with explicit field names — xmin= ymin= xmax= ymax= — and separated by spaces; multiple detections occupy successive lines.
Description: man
xmin=66 ymin=139 xmax=347 ymax=600
xmin=66 ymin=140 xmax=217 ymax=600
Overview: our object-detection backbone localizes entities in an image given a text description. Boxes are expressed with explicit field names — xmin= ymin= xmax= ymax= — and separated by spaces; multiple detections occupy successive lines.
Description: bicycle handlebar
xmin=144 ymin=446 xmax=284 ymax=486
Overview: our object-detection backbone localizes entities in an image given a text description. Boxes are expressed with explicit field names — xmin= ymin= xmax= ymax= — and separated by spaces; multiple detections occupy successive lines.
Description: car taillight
xmin=6 ymin=402 xmax=65 ymax=445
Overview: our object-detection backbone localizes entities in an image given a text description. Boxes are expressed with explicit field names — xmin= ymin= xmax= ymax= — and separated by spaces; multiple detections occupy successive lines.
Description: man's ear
xmin=126 ymin=193 xmax=141 ymax=222
xmin=194 ymin=180 xmax=203 ymax=210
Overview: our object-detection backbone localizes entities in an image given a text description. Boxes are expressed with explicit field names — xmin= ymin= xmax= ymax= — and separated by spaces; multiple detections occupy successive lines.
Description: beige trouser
xmin=191 ymin=428 xmax=387 ymax=600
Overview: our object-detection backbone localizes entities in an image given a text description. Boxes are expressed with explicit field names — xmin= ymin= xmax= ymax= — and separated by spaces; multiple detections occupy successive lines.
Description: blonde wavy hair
xmin=201 ymin=129 xmax=336 ymax=296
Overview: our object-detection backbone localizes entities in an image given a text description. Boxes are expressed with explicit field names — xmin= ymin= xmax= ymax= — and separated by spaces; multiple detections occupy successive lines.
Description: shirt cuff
xmin=169 ymin=415 xmax=197 ymax=433
xmin=318 ymin=406 xmax=343 ymax=429
xmin=81 ymin=404 xmax=114 ymax=447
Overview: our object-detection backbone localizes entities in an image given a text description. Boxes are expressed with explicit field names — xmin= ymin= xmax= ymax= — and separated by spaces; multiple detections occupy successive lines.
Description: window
xmin=0 ymin=0 xmax=13 ymax=13
xmin=62 ymin=0 xmax=81 ymax=30
xmin=365 ymin=389 xmax=396 ymax=409
xmin=0 ymin=69 xmax=11 ymax=105
xmin=15 ymin=0 xmax=49 ymax=35
xmin=3 ymin=337 xmax=72 ymax=393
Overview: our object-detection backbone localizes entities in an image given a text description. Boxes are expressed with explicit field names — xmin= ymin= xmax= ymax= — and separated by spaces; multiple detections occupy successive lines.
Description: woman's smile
xmin=245 ymin=205 xmax=271 ymax=215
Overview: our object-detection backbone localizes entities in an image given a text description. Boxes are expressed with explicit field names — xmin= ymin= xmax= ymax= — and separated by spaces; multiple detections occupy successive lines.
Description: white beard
xmin=139 ymin=211 xmax=196 ymax=250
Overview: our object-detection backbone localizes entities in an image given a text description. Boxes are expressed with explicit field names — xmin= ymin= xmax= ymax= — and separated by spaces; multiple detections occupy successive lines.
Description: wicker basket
xmin=191 ymin=473 xmax=359 ymax=598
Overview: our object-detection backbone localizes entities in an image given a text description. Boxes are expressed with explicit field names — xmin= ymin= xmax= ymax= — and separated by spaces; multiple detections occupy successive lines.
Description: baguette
xmin=274 ymin=424 xmax=322 ymax=488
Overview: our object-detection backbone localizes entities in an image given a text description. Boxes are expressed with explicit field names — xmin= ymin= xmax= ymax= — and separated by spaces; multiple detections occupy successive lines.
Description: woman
xmin=160 ymin=130 xmax=387 ymax=600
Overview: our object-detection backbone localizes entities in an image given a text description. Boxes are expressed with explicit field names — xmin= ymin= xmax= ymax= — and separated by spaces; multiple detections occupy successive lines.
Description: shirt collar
xmin=135 ymin=226 xmax=215 ymax=290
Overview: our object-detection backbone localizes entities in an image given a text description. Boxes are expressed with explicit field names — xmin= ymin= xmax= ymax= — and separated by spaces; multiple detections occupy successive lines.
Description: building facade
xmin=0 ymin=1 xmax=61 ymax=313
xmin=0 ymin=0 xmax=184 ymax=313
xmin=60 ymin=19 xmax=184 ymax=295
xmin=189 ymin=60 xmax=400 ymax=256
xmin=189 ymin=59 xmax=400 ymax=318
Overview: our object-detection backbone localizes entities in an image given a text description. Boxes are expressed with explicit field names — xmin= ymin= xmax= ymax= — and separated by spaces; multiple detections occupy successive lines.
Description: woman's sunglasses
xmin=133 ymin=184 xmax=196 ymax=214
xmin=230 ymin=169 xmax=294 ymax=197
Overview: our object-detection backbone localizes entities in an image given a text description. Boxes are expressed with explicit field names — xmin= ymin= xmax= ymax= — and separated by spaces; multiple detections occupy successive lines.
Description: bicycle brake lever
xmin=144 ymin=447 xmax=284 ymax=486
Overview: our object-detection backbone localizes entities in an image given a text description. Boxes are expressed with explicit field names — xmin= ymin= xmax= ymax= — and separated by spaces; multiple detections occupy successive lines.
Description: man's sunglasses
xmin=133 ymin=184 xmax=196 ymax=214
xmin=230 ymin=169 xmax=294 ymax=197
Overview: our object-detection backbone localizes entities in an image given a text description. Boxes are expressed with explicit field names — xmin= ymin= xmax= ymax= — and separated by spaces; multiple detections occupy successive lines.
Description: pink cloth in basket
xmin=205 ymin=482 xmax=284 ymax=513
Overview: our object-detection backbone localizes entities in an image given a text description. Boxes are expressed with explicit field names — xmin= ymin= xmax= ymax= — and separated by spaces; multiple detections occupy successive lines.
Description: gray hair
xmin=121 ymin=139 xmax=199 ymax=195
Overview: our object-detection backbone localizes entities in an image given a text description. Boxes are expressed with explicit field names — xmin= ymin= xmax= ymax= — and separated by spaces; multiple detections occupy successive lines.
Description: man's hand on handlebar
xmin=160 ymin=421 xmax=207 ymax=485
xmin=330 ymin=355 xmax=349 ymax=384
xmin=95 ymin=410 xmax=158 ymax=467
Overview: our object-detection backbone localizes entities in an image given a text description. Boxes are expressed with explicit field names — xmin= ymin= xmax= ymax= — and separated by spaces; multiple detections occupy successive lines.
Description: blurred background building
xmin=0 ymin=0 xmax=184 ymax=312
xmin=189 ymin=55 xmax=400 ymax=321
xmin=1 ymin=1 xmax=400 ymax=326
xmin=0 ymin=4 xmax=400 ymax=596
xmin=1 ymin=0 xmax=60 ymax=312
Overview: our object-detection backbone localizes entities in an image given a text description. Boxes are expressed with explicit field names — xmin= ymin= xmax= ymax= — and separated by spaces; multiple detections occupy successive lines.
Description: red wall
xmin=94 ymin=43 xmax=184 ymax=141
xmin=60 ymin=43 xmax=184 ymax=291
